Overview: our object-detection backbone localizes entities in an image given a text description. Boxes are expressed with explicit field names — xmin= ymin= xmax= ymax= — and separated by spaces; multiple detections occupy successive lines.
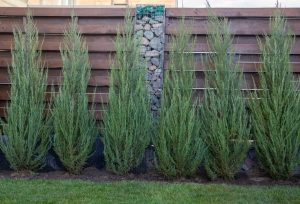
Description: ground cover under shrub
xmin=0 ymin=178 xmax=299 ymax=204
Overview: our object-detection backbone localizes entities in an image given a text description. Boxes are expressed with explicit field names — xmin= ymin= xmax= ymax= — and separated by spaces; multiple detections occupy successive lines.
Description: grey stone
xmin=144 ymin=24 xmax=151 ymax=31
xmin=145 ymin=50 xmax=160 ymax=57
xmin=148 ymin=86 xmax=155 ymax=94
xmin=151 ymin=105 xmax=158 ymax=111
xmin=142 ymin=16 xmax=150 ymax=23
xmin=149 ymin=65 xmax=157 ymax=71
xmin=152 ymin=27 xmax=163 ymax=36
xmin=154 ymin=16 xmax=164 ymax=22
xmin=152 ymin=96 xmax=159 ymax=105
xmin=146 ymin=73 xmax=153 ymax=81
xmin=151 ymin=57 xmax=160 ymax=66
xmin=144 ymin=31 xmax=154 ymax=40
xmin=136 ymin=30 xmax=143 ymax=38
xmin=152 ymin=80 xmax=162 ymax=88
xmin=152 ymin=23 xmax=162 ymax=28
xmin=140 ymin=46 xmax=147 ymax=55
xmin=155 ymin=69 xmax=162 ymax=75
xmin=136 ymin=20 xmax=146 ymax=25
xmin=141 ymin=37 xmax=149 ymax=46
xmin=149 ymin=19 xmax=158 ymax=24
xmin=154 ymin=90 xmax=162 ymax=97
xmin=135 ymin=24 xmax=143 ymax=31
xmin=149 ymin=37 xmax=163 ymax=51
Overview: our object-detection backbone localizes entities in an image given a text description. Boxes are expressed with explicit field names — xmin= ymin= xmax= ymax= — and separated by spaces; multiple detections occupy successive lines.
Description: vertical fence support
xmin=135 ymin=5 xmax=165 ymax=117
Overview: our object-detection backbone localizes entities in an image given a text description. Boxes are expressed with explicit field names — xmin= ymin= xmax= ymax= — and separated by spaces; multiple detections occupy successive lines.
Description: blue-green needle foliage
xmin=102 ymin=11 xmax=152 ymax=175
xmin=52 ymin=16 xmax=96 ymax=175
xmin=0 ymin=12 xmax=50 ymax=171
xmin=250 ymin=11 xmax=300 ymax=180
xmin=155 ymin=19 xmax=205 ymax=178
xmin=201 ymin=15 xmax=250 ymax=180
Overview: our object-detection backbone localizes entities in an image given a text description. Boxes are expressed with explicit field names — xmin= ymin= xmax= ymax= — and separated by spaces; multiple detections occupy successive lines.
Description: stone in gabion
xmin=142 ymin=16 xmax=150 ymax=22
xmin=154 ymin=16 xmax=164 ymax=22
xmin=155 ymin=69 xmax=162 ymax=75
xmin=136 ymin=20 xmax=146 ymax=25
xmin=145 ymin=50 xmax=160 ymax=57
xmin=149 ymin=37 xmax=163 ymax=51
xmin=149 ymin=19 xmax=158 ymax=24
xmin=152 ymin=80 xmax=161 ymax=88
xmin=135 ymin=24 xmax=143 ymax=31
xmin=151 ymin=57 xmax=160 ymax=66
xmin=140 ymin=46 xmax=147 ymax=55
xmin=146 ymin=72 xmax=152 ymax=81
xmin=144 ymin=31 xmax=154 ymax=40
xmin=152 ymin=23 xmax=162 ymax=28
xmin=149 ymin=65 xmax=157 ymax=71
xmin=141 ymin=37 xmax=149 ymax=46
xmin=136 ymin=30 xmax=143 ymax=38
xmin=152 ymin=27 xmax=163 ymax=36
xmin=152 ymin=96 xmax=159 ymax=105
xmin=144 ymin=24 xmax=151 ymax=31
xmin=151 ymin=105 xmax=158 ymax=111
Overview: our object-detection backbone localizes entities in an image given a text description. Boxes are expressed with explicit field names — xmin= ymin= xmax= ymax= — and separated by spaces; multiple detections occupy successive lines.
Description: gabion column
xmin=135 ymin=5 xmax=165 ymax=117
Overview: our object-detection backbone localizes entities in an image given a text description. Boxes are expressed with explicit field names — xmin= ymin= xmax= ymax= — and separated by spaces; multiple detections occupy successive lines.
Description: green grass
xmin=0 ymin=179 xmax=299 ymax=203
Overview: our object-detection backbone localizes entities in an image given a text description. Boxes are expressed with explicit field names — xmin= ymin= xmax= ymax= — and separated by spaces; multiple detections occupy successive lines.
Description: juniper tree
xmin=102 ymin=11 xmax=152 ymax=175
xmin=0 ymin=12 xmax=50 ymax=171
xmin=250 ymin=11 xmax=300 ymax=179
xmin=52 ymin=16 xmax=96 ymax=174
xmin=154 ymin=19 xmax=205 ymax=178
xmin=201 ymin=15 xmax=250 ymax=180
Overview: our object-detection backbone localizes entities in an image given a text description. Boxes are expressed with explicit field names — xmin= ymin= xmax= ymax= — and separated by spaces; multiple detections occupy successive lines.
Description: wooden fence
xmin=0 ymin=7 xmax=300 ymax=119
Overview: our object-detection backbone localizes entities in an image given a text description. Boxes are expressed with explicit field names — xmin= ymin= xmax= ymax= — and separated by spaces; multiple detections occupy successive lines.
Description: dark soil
xmin=0 ymin=167 xmax=300 ymax=186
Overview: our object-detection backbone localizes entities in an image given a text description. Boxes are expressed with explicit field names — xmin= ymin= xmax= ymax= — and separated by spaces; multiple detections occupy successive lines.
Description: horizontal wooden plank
xmin=166 ymin=8 xmax=300 ymax=18
xmin=0 ymin=51 xmax=113 ymax=69
xmin=2 ymin=8 xmax=300 ymax=18
xmin=0 ymin=75 xmax=109 ymax=87
xmin=166 ymin=18 xmax=300 ymax=35
xmin=182 ymin=34 xmax=300 ymax=44
xmin=164 ymin=57 xmax=300 ymax=72
xmin=0 ymin=17 xmax=24 ymax=33
xmin=0 ymin=17 xmax=124 ymax=34
xmin=165 ymin=42 xmax=300 ymax=55
xmin=0 ymin=34 xmax=116 ymax=52
xmin=0 ymin=90 xmax=109 ymax=103
xmin=0 ymin=8 xmax=132 ymax=17
xmin=0 ymin=68 xmax=109 ymax=77
xmin=0 ymin=84 xmax=109 ymax=94
xmin=0 ymin=107 xmax=105 ymax=120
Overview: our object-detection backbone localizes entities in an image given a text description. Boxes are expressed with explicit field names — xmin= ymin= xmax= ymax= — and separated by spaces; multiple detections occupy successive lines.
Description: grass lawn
xmin=0 ymin=179 xmax=299 ymax=204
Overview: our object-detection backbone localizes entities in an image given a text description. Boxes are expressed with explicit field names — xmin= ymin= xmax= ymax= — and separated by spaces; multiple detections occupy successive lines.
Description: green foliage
xmin=249 ymin=11 xmax=300 ymax=180
xmin=154 ymin=19 xmax=205 ymax=178
xmin=0 ymin=12 xmax=50 ymax=171
xmin=102 ymin=11 xmax=152 ymax=175
xmin=201 ymin=15 xmax=250 ymax=180
xmin=51 ymin=15 xmax=96 ymax=174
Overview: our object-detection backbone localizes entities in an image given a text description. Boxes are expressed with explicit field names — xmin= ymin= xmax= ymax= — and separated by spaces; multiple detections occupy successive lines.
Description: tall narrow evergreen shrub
xmin=154 ymin=19 xmax=205 ymax=178
xmin=102 ymin=12 xmax=152 ymax=175
xmin=250 ymin=11 xmax=300 ymax=179
xmin=52 ymin=16 xmax=96 ymax=174
xmin=201 ymin=15 xmax=250 ymax=180
xmin=0 ymin=12 xmax=50 ymax=171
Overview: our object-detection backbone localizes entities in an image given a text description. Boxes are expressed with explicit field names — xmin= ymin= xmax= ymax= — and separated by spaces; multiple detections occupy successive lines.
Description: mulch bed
xmin=0 ymin=167 xmax=299 ymax=186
